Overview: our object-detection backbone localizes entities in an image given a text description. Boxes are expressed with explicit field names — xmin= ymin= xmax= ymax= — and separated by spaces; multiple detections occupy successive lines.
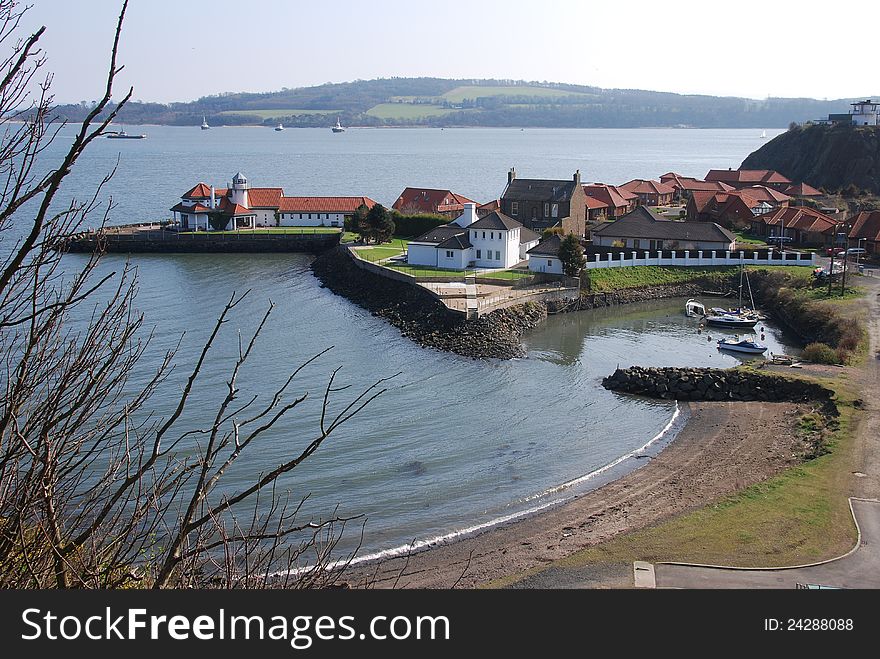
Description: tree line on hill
xmin=50 ymin=77 xmax=861 ymax=129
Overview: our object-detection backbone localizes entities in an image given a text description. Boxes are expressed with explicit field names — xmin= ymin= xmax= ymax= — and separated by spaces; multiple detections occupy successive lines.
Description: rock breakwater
xmin=602 ymin=366 xmax=833 ymax=403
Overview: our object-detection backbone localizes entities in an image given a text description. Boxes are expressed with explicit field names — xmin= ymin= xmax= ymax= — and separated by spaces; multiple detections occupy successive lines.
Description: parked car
xmin=825 ymin=247 xmax=845 ymax=256
xmin=845 ymin=247 xmax=866 ymax=256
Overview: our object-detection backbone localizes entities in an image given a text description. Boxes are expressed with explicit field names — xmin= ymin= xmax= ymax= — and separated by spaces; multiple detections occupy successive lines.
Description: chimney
xmin=210 ymin=185 xmax=216 ymax=208
xmin=457 ymin=203 xmax=478 ymax=227
xmin=508 ymin=167 xmax=516 ymax=184
xmin=573 ymin=169 xmax=581 ymax=185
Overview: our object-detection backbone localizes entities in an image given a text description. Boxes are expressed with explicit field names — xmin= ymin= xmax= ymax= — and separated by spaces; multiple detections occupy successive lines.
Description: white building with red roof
xmin=170 ymin=173 xmax=377 ymax=231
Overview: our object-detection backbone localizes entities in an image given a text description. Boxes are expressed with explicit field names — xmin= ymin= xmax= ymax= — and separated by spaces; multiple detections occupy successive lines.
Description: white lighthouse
xmin=229 ymin=172 xmax=250 ymax=208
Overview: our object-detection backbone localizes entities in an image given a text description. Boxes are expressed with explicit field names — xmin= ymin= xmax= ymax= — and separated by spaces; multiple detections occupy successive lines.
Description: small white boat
xmin=274 ymin=123 xmax=285 ymax=131
xmin=685 ymin=299 xmax=706 ymax=317
xmin=704 ymin=312 xmax=759 ymax=328
xmin=760 ymin=129 xmax=767 ymax=139
xmin=332 ymin=117 xmax=345 ymax=133
xmin=201 ymin=115 xmax=210 ymax=130
xmin=717 ymin=336 xmax=767 ymax=354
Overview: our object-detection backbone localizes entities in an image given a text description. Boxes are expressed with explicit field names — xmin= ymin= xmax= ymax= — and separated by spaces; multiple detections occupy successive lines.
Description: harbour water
xmin=32 ymin=126 xmax=797 ymax=557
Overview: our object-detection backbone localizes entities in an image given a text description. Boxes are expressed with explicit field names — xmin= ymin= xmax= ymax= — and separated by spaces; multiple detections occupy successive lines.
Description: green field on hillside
xmin=365 ymin=103 xmax=461 ymax=119
xmin=218 ymin=109 xmax=340 ymax=119
xmin=440 ymin=85 xmax=590 ymax=102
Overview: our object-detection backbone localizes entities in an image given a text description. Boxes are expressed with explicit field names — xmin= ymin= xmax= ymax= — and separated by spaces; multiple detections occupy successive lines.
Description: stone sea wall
xmin=602 ymin=366 xmax=833 ymax=403
xmin=311 ymin=247 xmax=546 ymax=359
xmin=312 ymin=247 xmax=738 ymax=360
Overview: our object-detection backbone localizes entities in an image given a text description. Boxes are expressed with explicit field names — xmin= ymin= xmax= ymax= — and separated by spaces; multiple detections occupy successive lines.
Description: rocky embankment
xmin=311 ymin=247 xmax=546 ymax=359
xmin=602 ymin=366 xmax=833 ymax=403
xmin=312 ymin=247 xmax=739 ymax=359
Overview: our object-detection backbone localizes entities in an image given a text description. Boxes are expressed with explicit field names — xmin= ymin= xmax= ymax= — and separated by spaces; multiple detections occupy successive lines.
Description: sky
xmin=20 ymin=0 xmax=879 ymax=105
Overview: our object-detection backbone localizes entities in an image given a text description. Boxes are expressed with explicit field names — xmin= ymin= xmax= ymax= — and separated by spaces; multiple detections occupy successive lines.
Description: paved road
xmin=654 ymin=499 xmax=880 ymax=588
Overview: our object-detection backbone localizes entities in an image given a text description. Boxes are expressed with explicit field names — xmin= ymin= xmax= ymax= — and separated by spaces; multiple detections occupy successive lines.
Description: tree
xmin=347 ymin=203 xmax=369 ymax=236
xmin=558 ymin=234 xmax=586 ymax=277
xmin=358 ymin=203 xmax=393 ymax=244
xmin=0 ymin=0 xmax=389 ymax=589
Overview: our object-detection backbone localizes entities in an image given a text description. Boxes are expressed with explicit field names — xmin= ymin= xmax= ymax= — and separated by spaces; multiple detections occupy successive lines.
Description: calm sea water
xmin=28 ymin=126 xmax=794 ymax=557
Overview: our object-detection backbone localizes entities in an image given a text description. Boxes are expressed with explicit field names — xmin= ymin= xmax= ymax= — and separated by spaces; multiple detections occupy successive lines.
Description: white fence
xmin=584 ymin=250 xmax=815 ymax=269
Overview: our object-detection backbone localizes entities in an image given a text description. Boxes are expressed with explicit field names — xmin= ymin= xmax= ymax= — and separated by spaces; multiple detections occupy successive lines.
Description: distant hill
xmin=51 ymin=78 xmax=872 ymax=129
xmin=741 ymin=123 xmax=880 ymax=194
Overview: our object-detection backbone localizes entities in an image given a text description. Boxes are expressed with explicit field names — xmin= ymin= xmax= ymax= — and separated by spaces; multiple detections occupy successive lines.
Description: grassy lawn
xmin=341 ymin=231 xmax=359 ymax=243
xmin=386 ymin=264 xmax=467 ymax=277
xmin=365 ymin=103 xmax=460 ymax=120
xmin=480 ymin=270 xmax=533 ymax=280
xmin=440 ymin=85 xmax=590 ymax=103
xmin=734 ymin=231 xmax=770 ymax=246
xmin=585 ymin=265 xmax=812 ymax=293
xmin=353 ymin=238 xmax=410 ymax=262
xmin=218 ymin=109 xmax=340 ymax=119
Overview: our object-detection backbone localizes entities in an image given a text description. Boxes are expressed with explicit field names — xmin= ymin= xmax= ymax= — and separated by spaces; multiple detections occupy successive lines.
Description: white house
xmin=406 ymin=203 xmax=540 ymax=270
xmin=170 ymin=173 xmax=376 ymax=231
xmin=278 ymin=197 xmax=378 ymax=227
xmin=526 ymin=235 xmax=564 ymax=274
xmin=850 ymin=99 xmax=879 ymax=126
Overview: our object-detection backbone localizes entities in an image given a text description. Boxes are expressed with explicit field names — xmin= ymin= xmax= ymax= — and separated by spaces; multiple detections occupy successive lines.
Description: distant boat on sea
xmin=106 ymin=125 xmax=146 ymax=139
xmin=332 ymin=117 xmax=345 ymax=133
xmin=275 ymin=123 xmax=285 ymax=131
xmin=201 ymin=116 xmax=210 ymax=130
xmin=760 ymin=129 xmax=767 ymax=139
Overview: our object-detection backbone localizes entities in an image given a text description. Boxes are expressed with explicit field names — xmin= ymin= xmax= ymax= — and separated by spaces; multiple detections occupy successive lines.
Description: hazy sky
xmin=21 ymin=0 xmax=878 ymax=104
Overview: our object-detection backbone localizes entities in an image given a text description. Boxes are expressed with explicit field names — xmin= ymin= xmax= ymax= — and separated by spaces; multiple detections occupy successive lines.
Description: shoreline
xmin=345 ymin=399 xmax=819 ymax=588
xmin=345 ymin=403 xmax=688 ymax=567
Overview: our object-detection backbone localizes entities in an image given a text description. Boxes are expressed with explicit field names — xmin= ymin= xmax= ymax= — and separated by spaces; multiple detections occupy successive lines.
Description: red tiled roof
xmin=182 ymin=182 xmax=213 ymax=199
xmin=849 ymin=210 xmax=880 ymax=242
xmin=583 ymin=184 xmax=633 ymax=209
xmin=755 ymin=206 xmax=840 ymax=234
xmin=217 ymin=197 xmax=253 ymax=215
xmin=784 ymin=182 xmax=822 ymax=197
xmin=690 ymin=191 xmax=718 ymax=214
xmin=392 ymin=187 xmax=474 ymax=213
xmin=741 ymin=185 xmax=791 ymax=203
xmin=170 ymin=202 xmax=211 ymax=213
xmin=247 ymin=187 xmax=284 ymax=208
xmin=705 ymin=169 xmax=792 ymax=185
xmin=621 ymin=179 xmax=676 ymax=196
xmin=278 ymin=196 xmax=378 ymax=213
xmin=585 ymin=196 xmax=608 ymax=209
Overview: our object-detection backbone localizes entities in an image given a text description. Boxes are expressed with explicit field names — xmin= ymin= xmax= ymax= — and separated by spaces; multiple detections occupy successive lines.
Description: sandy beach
xmin=348 ymin=400 xmax=816 ymax=589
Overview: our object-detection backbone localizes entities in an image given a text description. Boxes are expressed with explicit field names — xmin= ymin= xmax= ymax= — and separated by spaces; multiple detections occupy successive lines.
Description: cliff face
xmin=741 ymin=123 xmax=880 ymax=194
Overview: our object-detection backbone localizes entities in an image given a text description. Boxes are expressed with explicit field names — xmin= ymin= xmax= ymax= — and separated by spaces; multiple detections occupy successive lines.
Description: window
xmin=544 ymin=202 xmax=550 ymax=217
xmin=621 ymin=239 xmax=627 ymax=248
xmin=531 ymin=207 xmax=538 ymax=220
xmin=472 ymin=231 xmax=476 ymax=239
xmin=476 ymin=249 xmax=481 ymax=259
xmin=547 ymin=259 xmax=553 ymax=266
xmin=495 ymin=250 xmax=501 ymax=260
xmin=633 ymin=239 xmax=640 ymax=249
xmin=490 ymin=232 xmax=494 ymax=240
xmin=551 ymin=203 xmax=558 ymax=218
xmin=482 ymin=232 xmax=486 ymax=239
xmin=445 ymin=250 xmax=454 ymax=258
xmin=511 ymin=201 xmax=519 ymax=216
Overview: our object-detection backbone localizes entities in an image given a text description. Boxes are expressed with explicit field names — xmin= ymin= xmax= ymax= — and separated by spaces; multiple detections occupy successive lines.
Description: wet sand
xmin=348 ymin=400 xmax=813 ymax=589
